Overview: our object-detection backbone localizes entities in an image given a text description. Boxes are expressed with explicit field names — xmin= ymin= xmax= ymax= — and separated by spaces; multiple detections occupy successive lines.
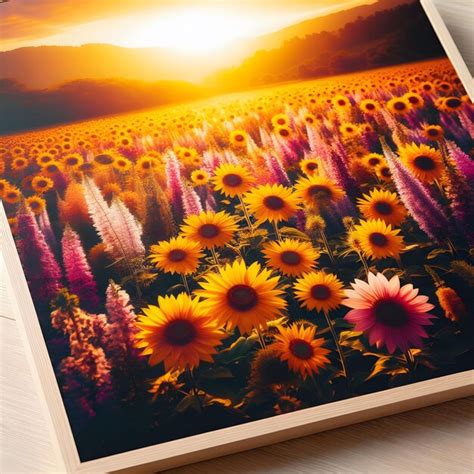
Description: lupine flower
xmin=381 ymin=140 xmax=449 ymax=242
xmin=62 ymin=226 xmax=100 ymax=312
xmin=16 ymin=204 xmax=62 ymax=305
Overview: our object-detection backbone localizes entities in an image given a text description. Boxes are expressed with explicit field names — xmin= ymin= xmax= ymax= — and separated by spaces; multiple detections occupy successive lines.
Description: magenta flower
xmin=343 ymin=272 xmax=436 ymax=354
xmin=16 ymin=204 xmax=62 ymax=305
xmin=61 ymin=226 xmax=100 ymax=312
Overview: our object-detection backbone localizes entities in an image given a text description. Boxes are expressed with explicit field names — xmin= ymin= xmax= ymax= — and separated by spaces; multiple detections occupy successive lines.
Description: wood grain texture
xmin=1 ymin=1 xmax=473 ymax=472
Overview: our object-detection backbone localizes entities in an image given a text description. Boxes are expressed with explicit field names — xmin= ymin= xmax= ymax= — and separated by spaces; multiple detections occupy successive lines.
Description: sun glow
xmin=137 ymin=8 xmax=256 ymax=53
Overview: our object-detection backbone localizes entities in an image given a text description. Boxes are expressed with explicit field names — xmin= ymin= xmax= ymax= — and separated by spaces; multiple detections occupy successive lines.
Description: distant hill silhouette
xmin=250 ymin=0 xmax=413 ymax=50
xmin=206 ymin=2 xmax=445 ymax=90
xmin=0 ymin=78 xmax=206 ymax=134
xmin=0 ymin=0 xmax=414 ymax=89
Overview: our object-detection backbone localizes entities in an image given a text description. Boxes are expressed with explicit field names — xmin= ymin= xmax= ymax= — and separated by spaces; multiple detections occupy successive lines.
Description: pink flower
xmin=343 ymin=272 xmax=436 ymax=354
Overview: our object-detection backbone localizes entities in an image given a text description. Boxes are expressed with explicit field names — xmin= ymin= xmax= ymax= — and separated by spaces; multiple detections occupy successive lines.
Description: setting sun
xmin=136 ymin=8 xmax=256 ymax=53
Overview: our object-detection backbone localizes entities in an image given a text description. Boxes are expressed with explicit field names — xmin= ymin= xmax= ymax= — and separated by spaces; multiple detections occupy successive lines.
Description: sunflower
xmin=229 ymin=129 xmax=248 ymax=147
xmin=11 ymin=156 xmax=29 ymax=172
xmin=93 ymin=151 xmax=117 ymax=168
xmin=360 ymin=99 xmax=380 ymax=114
xmin=343 ymin=272 xmax=435 ymax=353
xmin=272 ymin=323 xmax=330 ymax=379
xmin=386 ymin=97 xmax=412 ymax=115
xmin=398 ymin=143 xmax=444 ymax=184
xmin=36 ymin=153 xmax=55 ymax=167
xmin=403 ymin=92 xmax=424 ymax=109
xmin=275 ymin=125 xmax=292 ymax=139
xmin=25 ymin=195 xmax=46 ymax=215
xmin=293 ymin=271 xmax=345 ymax=313
xmin=112 ymin=156 xmax=132 ymax=172
xmin=376 ymin=163 xmax=392 ymax=182
xmin=191 ymin=169 xmax=210 ymax=186
xmin=135 ymin=155 xmax=159 ymax=175
xmin=339 ymin=122 xmax=359 ymax=138
xmin=263 ymin=239 xmax=319 ymax=277
xmin=357 ymin=189 xmax=407 ymax=226
xmin=422 ymin=124 xmax=444 ymax=141
xmin=0 ymin=179 xmax=9 ymax=197
xmin=3 ymin=186 xmax=21 ymax=204
xmin=195 ymin=260 xmax=287 ymax=334
xmin=438 ymin=96 xmax=463 ymax=112
xmin=294 ymin=175 xmax=344 ymax=211
xmin=149 ymin=236 xmax=204 ymax=275
xmin=31 ymin=175 xmax=54 ymax=193
xmin=42 ymin=161 xmax=63 ymax=176
xmin=350 ymin=219 xmax=404 ymax=260
xmin=302 ymin=113 xmax=317 ymax=126
xmin=362 ymin=153 xmax=385 ymax=171
xmin=180 ymin=210 xmax=239 ymax=248
xmin=212 ymin=163 xmax=255 ymax=197
xmin=62 ymin=153 xmax=84 ymax=169
xmin=243 ymin=184 xmax=299 ymax=224
xmin=271 ymin=113 xmax=290 ymax=128
xmin=299 ymin=157 xmax=320 ymax=176
xmin=136 ymin=293 xmax=224 ymax=370
xmin=149 ymin=370 xmax=184 ymax=401
xmin=332 ymin=95 xmax=351 ymax=109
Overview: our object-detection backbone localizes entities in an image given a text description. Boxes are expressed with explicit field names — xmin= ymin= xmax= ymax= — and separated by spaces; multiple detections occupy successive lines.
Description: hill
xmin=0 ymin=0 xmax=414 ymax=89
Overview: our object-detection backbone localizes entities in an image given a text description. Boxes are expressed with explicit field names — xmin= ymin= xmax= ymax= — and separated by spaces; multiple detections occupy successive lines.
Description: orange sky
xmin=0 ymin=0 xmax=370 ymax=52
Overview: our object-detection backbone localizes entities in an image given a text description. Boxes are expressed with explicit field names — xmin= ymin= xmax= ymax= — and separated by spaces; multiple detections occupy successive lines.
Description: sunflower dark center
xmin=374 ymin=299 xmax=409 ymax=327
xmin=280 ymin=250 xmax=302 ymax=266
xmin=289 ymin=339 xmax=314 ymax=360
xmin=168 ymin=249 xmax=187 ymax=262
xmin=263 ymin=195 xmax=285 ymax=210
xmin=311 ymin=284 xmax=331 ymax=300
xmin=308 ymin=185 xmax=331 ymax=200
xmin=142 ymin=161 xmax=152 ymax=169
xmin=446 ymin=98 xmax=461 ymax=108
xmin=234 ymin=134 xmax=245 ymax=142
xmin=365 ymin=103 xmax=375 ymax=110
xmin=95 ymin=154 xmax=114 ymax=165
xmin=199 ymin=223 xmax=220 ymax=239
xmin=380 ymin=167 xmax=391 ymax=177
xmin=337 ymin=100 xmax=346 ymax=106
xmin=306 ymin=162 xmax=318 ymax=171
xmin=227 ymin=284 xmax=259 ymax=312
xmin=222 ymin=173 xmax=243 ymax=187
xmin=393 ymin=101 xmax=406 ymax=111
xmin=407 ymin=96 xmax=419 ymax=105
xmin=368 ymin=158 xmax=380 ymax=166
xmin=427 ymin=128 xmax=439 ymax=137
xmin=277 ymin=118 xmax=286 ymax=125
xmin=414 ymin=155 xmax=435 ymax=171
xmin=279 ymin=128 xmax=290 ymax=137
xmin=369 ymin=232 xmax=388 ymax=247
xmin=374 ymin=201 xmax=393 ymax=215
xmin=163 ymin=319 xmax=197 ymax=346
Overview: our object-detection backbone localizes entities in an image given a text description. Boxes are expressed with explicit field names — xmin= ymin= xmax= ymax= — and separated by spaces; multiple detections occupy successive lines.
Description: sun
xmin=144 ymin=8 xmax=253 ymax=53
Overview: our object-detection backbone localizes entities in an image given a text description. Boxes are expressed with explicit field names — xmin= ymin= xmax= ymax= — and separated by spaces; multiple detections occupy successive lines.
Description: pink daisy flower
xmin=342 ymin=272 xmax=436 ymax=354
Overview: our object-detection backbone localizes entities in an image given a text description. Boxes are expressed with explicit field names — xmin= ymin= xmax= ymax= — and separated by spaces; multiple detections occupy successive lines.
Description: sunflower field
xmin=1 ymin=58 xmax=473 ymax=460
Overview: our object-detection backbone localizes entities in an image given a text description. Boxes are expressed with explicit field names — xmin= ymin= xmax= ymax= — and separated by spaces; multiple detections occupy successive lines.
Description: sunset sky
xmin=0 ymin=0 xmax=372 ymax=53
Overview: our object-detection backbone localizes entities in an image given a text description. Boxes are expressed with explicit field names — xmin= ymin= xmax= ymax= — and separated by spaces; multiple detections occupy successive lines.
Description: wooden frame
xmin=1 ymin=1 xmax=473 ymax=472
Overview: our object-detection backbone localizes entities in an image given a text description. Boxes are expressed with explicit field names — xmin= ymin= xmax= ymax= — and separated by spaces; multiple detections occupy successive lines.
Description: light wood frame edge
xmin=1 ymin=2 xmax=473 ymax=472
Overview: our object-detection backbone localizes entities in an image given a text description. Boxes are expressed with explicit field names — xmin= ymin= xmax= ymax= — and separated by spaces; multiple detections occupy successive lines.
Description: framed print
xmin=1 ymin=0 xmax=473 ymax=472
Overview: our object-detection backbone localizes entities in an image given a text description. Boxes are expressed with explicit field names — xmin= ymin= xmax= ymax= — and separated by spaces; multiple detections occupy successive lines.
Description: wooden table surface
xmin=1 ymin=1 xmax=473 ymax=472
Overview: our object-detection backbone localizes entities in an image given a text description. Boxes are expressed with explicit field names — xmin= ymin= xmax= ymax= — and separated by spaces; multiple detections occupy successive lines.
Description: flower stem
xmin=188 ymin=368 xmax=203 ymax=413
xmin=256 ymin=328 xmax=267 ymax=349
xmin=320 ymin=229 xmax=336 ymax=266
xmin=210 ymin=247 xmax=220 ymax=266
xmin=323 ymin=312 xmax=349 ymax=381
xmin=181 ymin=274 xmax=191 ymax=294
xmin=238 ymin=195 xmax=254 ymax=233
xmin=273 ymin=221 xmax=282 ymax=241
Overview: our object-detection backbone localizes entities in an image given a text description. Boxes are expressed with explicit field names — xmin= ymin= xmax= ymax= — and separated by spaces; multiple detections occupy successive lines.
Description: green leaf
xmin=199 ymin=367 xmax=234 ymax=380
xmin=214 ymin=336 xmax=258 ymax=364
xmin=176 ymin=395 xmax=201 ymax=413
xmin=279 ymin=226 xmax=311 ymax=241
